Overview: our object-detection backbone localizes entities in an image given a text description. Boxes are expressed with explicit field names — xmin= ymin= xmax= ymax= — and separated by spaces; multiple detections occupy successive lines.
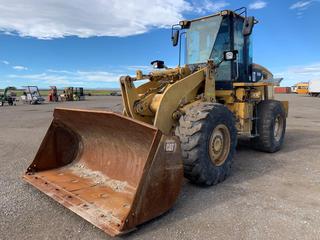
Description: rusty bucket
xmin=23 ymin=108 xmax=183 ymax=236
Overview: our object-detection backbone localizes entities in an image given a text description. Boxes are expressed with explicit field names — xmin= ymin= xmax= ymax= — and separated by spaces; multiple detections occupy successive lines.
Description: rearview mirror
xmin=243 ymin=16 xmax=255 ymax=36
xmin=171 ymin=29 xmax=179 ymax=47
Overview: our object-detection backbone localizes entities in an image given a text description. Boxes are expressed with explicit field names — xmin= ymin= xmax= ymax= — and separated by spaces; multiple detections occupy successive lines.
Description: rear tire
xmin=251 ymin=100 xmax=286 ymax=153
xmin=175 ymin=102 xmax=237 ymax=186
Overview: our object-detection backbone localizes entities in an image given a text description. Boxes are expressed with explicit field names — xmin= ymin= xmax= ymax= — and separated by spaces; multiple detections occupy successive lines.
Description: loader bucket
xmin=23 ymin=108 xmax=183 ymax=236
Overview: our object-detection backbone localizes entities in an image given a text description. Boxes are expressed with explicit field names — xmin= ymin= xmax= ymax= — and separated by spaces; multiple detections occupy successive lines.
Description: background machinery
xmin=20 ymin=86 xmax=45 ymax=104
xmin=0 ymin=86 xmax=17 ymax=106
xmin=48 ymin=86 xmax=59 ymax=102
xmin=24 ymin=8 xmax=288 ymax=236
xmin=73 ymin=87 xmax=85 ymax=101
xmin=292 ymin=82 xmax=309 ymax=94
xmin=60 ymin=87 xmax=73 ymax=101
xmin=110 ymin=91 xmax=122 ymax=96
xmin=60 ymin=87 xmax=85 ymax=101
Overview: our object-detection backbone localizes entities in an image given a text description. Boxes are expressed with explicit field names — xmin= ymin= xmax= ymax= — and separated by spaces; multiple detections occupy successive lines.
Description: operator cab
xmin=172 ymin=8 xmax=256 ymax=90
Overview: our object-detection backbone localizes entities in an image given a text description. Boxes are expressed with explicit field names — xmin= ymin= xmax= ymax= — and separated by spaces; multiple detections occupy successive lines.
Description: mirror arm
xmin=178 ymin=32 xmax=186 ymax=67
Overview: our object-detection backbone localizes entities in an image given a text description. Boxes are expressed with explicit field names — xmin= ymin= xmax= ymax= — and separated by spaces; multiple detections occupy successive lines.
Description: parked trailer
xmin=274 ymin=87 xmax=291 ymax=94
xmin=308 ymin=79 xmax=320 ymax=97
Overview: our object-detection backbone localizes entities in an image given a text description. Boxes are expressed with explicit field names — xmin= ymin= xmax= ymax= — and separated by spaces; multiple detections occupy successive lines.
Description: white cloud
xmin=47 ymin=69 xmax=76 ymax=74
xmin=127 ymin=65 xmax=154 ymax=72
xmin=12 ymin=65 xmax=28 ymax=70
xmin=290 ymin=0 xmax=313 ymax=9
xmin=0 ymin=0 xmax=231 ymax=39
xmin=8 ymin=73 xmax=77 ymax=86
xmin=7 ymin=69 xmax=125 ymax=87
xmin=0 ymin=0 xmax=193 ymax=39
xmin=274 ymin=62 xmax=320 ymax=86
xmin=6 ymin=65 xmax=170 ymax=87
xmin=192 ymin=1 xmax=229 ymax=14
xmin=249 ymin=1 xmax=267 ymax=10
xmin=290 ymin=0 xmax=318 ymax=17
xmin=2 ymin=60 xmax=9 ymax=65
xmin=76 ymin=71 xmax=123 ymax=82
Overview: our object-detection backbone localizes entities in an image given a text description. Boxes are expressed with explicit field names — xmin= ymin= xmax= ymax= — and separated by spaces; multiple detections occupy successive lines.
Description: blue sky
xmin=0 ymin=0 xmax=319 ymax=89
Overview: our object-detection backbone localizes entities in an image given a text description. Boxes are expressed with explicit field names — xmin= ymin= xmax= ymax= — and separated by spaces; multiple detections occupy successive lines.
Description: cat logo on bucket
xmin=165 ymin=140 xmax=176 ymax=152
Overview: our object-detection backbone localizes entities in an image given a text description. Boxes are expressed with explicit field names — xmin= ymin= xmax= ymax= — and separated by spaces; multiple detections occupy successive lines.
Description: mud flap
xmin=23 ymin=108 xmax=183 ymax=236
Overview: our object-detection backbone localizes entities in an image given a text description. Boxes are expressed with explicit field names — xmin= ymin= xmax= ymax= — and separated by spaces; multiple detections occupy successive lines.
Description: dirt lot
xmin=1 ymin=94 xmax=320 ymax=240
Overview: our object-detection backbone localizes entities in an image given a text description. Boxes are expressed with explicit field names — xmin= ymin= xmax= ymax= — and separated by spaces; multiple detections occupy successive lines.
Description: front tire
xmin=251 ymin=100 xmax=286 ymax=153
xmin=175 ymin=102 xmax=237 ymax=186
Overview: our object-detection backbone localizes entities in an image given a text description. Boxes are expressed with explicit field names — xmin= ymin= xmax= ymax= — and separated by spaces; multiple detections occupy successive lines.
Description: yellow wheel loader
xmin=24 ymin=8 xmax=288 ymax=236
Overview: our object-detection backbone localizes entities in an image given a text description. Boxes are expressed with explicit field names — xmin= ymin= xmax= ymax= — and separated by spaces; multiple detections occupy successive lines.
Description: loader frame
xmin=23 ymin=8 xmax=289 ymax=237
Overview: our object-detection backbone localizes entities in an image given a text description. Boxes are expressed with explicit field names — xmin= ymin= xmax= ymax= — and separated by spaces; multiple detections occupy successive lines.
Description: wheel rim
xmin=274 ymin=114 xmax=284 ymax=142
xmin=209 ymin=124 xmax=231 ymax=166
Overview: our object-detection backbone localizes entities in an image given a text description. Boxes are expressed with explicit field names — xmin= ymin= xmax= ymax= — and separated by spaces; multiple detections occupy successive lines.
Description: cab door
xmin=233 ymin=15 xmax=252 ymax=82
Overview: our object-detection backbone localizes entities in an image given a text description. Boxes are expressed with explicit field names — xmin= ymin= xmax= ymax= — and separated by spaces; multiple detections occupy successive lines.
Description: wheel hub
xmin=209 ymin=124 xmax=231 ymax=166
xmin=213 ymin=137 xmax=223 ymax=152
xmin=274 ymin=115 xmax=284 ymax=142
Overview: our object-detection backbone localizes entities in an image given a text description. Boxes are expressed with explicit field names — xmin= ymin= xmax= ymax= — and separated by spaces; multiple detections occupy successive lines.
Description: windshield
xmin=26 ymin=87 xmax=40 ymax=96
xmin=186 ymin=16 xmax=222 ymax=64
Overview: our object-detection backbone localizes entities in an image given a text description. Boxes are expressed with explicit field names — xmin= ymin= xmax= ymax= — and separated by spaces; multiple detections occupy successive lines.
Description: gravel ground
xmin=0 ymin=94 xmax=320 ymax=240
